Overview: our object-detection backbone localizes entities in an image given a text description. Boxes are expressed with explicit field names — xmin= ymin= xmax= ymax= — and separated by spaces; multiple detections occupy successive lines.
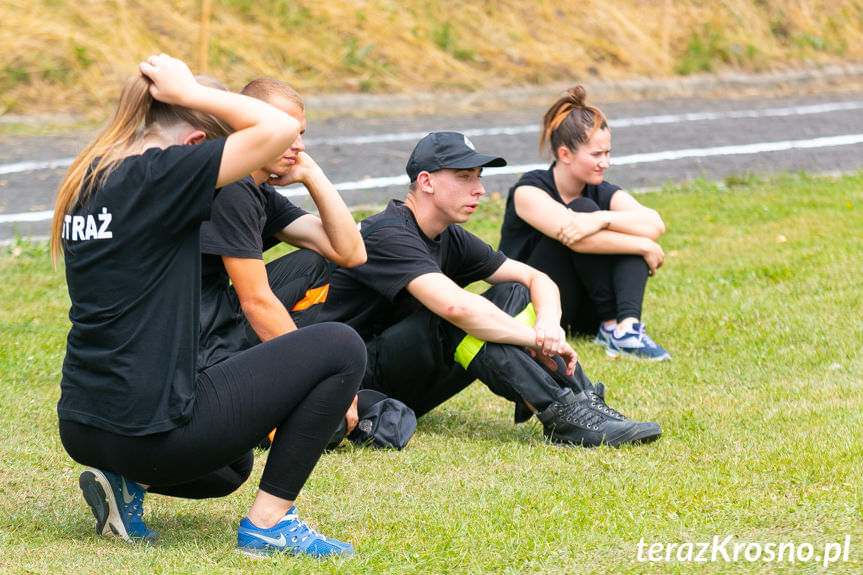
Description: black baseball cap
xmin=347 ymin=389 xmax=417 ymax=450
xmin=405 ymin=131 xmax=506 ymax=182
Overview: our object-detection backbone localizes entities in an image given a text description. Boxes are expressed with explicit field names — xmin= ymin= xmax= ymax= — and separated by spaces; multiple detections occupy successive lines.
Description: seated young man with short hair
xmin=199 ymin=78 xmax=367 ymax=438
xmin=318 ymin=132 xmax=662 ymax=447
xmin=199 ymin=77 xmax=366 ymax=369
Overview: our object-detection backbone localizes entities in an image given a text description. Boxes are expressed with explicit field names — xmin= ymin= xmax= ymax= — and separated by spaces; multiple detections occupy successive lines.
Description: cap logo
xmin=358 ymin=419 xmax=373 ymax=433
xmin=463 ymin=135 xmax=476 ymax=151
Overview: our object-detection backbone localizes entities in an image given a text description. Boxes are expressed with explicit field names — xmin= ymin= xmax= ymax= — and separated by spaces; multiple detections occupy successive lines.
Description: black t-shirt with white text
xmin=318 ymin=199 xmax=506 ymax=340
xmin=58 ymin=139 xmax=224 ymax=435
xmin=498 ymin=164 xmax=620 ymax=262
xmin=197 ymin=177 xmax=308 ymax=370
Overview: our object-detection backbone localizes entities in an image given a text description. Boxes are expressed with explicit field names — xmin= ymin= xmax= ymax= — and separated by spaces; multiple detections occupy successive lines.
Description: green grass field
xmin=1 ymin=171 xmax=861 ymax=574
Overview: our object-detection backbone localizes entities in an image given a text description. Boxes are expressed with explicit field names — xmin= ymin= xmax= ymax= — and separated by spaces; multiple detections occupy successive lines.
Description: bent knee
xmin=308 ymin=321 xmax=367 ymax=371
xmin=567 ymin=197 xmax=600 ymax=212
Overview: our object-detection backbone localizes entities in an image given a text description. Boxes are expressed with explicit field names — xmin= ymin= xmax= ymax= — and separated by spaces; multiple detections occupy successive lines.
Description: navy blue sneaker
xmin=237 ymin=507 xmax=354 ymax=559
xmin=78 ymin=468 xmax=157 ymax=542
xmin=607 ymin=323 xmax=671 ymax=361
xmin=593 ymin=323 xmax=615 ymax=347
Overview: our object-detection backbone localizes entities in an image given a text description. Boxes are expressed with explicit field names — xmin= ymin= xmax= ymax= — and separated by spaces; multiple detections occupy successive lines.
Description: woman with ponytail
xmin=53 ymin=54 xmax=364 ymax=558
xmin=499 ymin=86 xmax=670 ymax=361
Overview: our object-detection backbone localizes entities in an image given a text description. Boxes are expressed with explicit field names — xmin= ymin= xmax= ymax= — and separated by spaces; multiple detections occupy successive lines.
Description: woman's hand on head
xmin=139 ymin=54 xmax=200 ymax=106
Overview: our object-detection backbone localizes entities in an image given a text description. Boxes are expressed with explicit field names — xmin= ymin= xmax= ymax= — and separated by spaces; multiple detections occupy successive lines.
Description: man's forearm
xmin=524 ymin=274 xmax=562 ymax=327
xmin=241 ymin=297 xmax=298 ymax=341
xmin=303 ymin=168 xmax=364 ymax=265
xmin=443 ymin=291 xmax=538 ymax=348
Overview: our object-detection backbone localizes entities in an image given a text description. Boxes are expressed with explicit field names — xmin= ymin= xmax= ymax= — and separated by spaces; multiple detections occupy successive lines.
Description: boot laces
xmin=588 ymin=392 xmax=626 ymax=420
xmin=559 ymin=399 xmax=606 ymax=430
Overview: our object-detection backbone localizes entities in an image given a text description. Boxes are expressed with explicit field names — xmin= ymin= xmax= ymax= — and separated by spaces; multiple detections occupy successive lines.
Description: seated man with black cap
xmin=317 ymin=131 xmax=663 ymax=447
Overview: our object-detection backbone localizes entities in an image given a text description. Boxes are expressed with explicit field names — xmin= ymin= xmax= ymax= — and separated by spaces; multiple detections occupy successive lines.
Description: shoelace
xmin=559 ymin=400 xmax=606 ymax=430
xmin=120 ymin=482 xmax=145 ymax=520
xmin=286 ymin=517 xmax=328 ymax=544
xmin=121 ymin=486 xmax=155 ymax=537
xmin=125 ymin=502 xmax=143 ymax=520
xmin=587 ymin=392 xmax=626 ymax=420
xmin=633 ymin=323 xmax=661 ymax=348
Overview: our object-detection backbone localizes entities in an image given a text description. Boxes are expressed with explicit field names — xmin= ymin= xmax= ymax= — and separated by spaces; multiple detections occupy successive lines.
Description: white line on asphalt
xmin=303 ymin=101 xmax=863 ymax=146
xmin=608 ymin=101 xmax=863 ymax=128
xmin=5 ymin=132 xmax=862 ymax=218
xmin=277 ymin=132 xmax=863 ymax=196
xmin=0 ymin=157 xmax=74 ymax=176
xmin=0 ymin=209 xmax=55 ymax=223
xmin=3 ymin=101 xmax=863 ymax=176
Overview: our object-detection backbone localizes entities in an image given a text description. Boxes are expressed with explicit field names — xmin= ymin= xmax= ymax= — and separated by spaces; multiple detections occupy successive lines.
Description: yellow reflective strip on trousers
xmin=453 ymin=302 xmax=537 ymax=369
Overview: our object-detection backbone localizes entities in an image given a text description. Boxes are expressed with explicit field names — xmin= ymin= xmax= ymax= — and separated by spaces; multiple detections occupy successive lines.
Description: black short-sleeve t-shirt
xmin=197 ymin=177 xmax=308 ymax=370
xmin=200 ymin=177 xmax=307 ymax=273
xmin=498 ymin=164 xmax=620 ymax=261
xmin=318 ymin=199 xmax=507 ymax=340
xmin=58 ymin=139 xmax=225 ymax=436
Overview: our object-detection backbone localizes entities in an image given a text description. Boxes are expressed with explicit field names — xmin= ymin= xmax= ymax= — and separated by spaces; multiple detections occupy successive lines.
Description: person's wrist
xmin=301 ymin=163 xmax=327 ymax=186
xmin=604 ymin=211 xmax=613 ymax=229
xmin=639 ymin=237 xmax=653 ymax=255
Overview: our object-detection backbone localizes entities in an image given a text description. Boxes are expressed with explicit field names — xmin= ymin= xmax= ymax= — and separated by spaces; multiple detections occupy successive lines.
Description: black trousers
xmin=59 ymin=323 xmax=365 ymax=501
xmin=525 ymin=196 xmax=649 ymax=336
xmin=250 ymin=248 xmax=330 ymax=339
xmin=362 ymin=283 xmax=596 ymax=420
xmin=199 ymin=249 xmax=331 ymax=372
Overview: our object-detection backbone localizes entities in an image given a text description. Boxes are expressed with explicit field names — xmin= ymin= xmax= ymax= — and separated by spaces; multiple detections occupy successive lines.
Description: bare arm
xmin=606 ymin=190 xmax=665 ymax=239
xmin=407 ymin=266 xmax=577 ymax=374
xmin=271 ymin=153 xmax=366 ymax=267
xmin=562 ymin=231 xmax=665 ymax=275
xmin=512 ymin=185 xmax=600 ymax=242
xmin=513 ymin=184 xmax=665 ymax=273
xmin=513 ymin=185 xmax=665 ymax=248
xmin=407 ymin=272 xmax=539 ymax=347
xmin=222 ymin=256 xmax=297 ymax=341
xmin=139 ymin=54 xmax=299 ymax=189
xmin=485 ymin=258 xmax=563 ymax=348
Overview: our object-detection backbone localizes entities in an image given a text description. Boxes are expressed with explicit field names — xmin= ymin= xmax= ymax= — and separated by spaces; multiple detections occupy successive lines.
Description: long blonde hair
xmin=50 ymin=74 xmax=232 ymax=266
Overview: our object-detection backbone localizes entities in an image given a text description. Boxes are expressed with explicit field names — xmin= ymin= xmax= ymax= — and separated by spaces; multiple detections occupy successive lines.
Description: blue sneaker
xmin=593 ymin=323 xmax=615 ymax=347
xmin=237 ymin=507 xmax=354 ymax=559
xmin=607 ymin=322 xmax=671 ymax=361
xmin=78 ymin=468 xmax=157 ymax=542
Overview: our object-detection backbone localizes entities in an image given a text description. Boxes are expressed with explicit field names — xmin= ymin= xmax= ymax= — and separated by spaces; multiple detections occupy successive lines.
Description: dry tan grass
xmin=3 ymin=0 xmax=863 ymax=116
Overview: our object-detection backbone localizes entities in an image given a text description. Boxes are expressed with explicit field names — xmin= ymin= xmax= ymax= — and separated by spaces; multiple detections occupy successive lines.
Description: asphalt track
xmin=2 ymin=82 xmax=863 ymax=243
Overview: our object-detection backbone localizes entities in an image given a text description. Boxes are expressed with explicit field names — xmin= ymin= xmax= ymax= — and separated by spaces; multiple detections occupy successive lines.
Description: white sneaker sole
xmin=79 ymin=468 xmax=131 ymax=540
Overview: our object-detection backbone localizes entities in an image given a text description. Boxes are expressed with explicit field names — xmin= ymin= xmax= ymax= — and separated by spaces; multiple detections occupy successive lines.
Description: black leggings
xmin=59 ymin=322 xmax=365 ymax=501
xmin=525 ymin=196 xmax=649 ymax=336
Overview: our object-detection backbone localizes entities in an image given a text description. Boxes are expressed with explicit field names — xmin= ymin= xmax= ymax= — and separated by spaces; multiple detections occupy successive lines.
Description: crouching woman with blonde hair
xmin=52 ymin=54 xmax=364 ymax=558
